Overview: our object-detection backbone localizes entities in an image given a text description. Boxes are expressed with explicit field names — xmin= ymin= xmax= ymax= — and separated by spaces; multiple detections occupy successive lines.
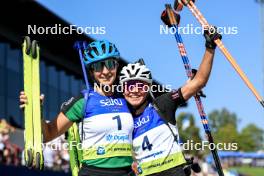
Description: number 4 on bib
xmin=142 ymin=136 xmax=153 ymax=151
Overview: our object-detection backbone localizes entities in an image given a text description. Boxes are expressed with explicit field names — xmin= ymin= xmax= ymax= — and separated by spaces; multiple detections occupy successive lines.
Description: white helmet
xmin=120 ymin=63 xmax=152 ymax=84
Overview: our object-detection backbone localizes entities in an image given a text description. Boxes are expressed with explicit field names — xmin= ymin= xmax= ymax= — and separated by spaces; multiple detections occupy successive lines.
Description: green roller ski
xmin=23 ymin=36 xmax=34 ymax=167
xmin=22 ymin=36 xmax=44 ymax=170
xmin=67 ymin=122 xmax=82 ymax=176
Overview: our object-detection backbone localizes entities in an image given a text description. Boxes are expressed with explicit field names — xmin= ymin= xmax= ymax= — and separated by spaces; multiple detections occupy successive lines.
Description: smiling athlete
xmin=119 ymin=28 xmax=221 ymax=176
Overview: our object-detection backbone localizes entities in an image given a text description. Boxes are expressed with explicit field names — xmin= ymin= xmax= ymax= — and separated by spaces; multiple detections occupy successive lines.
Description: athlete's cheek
xmin=123 ymin=91 xmax=130 ymax=97
xmin=108 ymin=70 xmax=116 ymax=79
xmin=93 ymin=71 xmax=101 ymax=77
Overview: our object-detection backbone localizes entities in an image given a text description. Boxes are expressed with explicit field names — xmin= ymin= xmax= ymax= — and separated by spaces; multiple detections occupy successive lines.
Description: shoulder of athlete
xmin=156 ymin=88 xmax=185 ymax=107
xmin=60 ymin=93 xmax=84 ymax=113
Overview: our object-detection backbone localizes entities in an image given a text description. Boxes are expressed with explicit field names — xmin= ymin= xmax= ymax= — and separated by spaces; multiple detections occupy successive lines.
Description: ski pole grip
xmin=73 ymin=41 xmax=81 ymax=50
xmin=74 ymin=41 xmax=87 ymax=50
xmin=165 ymin=4 xmax=177 ymax=25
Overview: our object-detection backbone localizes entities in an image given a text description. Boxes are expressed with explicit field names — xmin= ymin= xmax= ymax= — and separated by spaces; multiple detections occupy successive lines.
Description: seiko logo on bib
xmin=134 ymin=116 xmax=150 ymax=129
xmin=100 ymin=98 xmax=123 ymax=106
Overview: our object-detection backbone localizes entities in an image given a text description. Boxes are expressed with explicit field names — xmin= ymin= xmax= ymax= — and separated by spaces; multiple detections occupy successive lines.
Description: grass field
xmin=230 ymin=166 xmax=264 ymax=176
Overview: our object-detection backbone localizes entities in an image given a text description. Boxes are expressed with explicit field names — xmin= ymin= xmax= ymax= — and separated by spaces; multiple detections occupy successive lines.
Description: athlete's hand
xmin=131 ymin=162 xmax=140 ymax=175
xmin=19 ymin=91 xmax=45 ymax=109
xmin=204 ymin=26 xmax=222 ymax=50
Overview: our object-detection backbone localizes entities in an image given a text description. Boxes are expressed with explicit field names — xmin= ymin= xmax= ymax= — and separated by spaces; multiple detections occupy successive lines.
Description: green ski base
xmin=22 ymin=36 xmax=44 ymax=170
xmin=67 ymin=122 xmax=82 ymax=176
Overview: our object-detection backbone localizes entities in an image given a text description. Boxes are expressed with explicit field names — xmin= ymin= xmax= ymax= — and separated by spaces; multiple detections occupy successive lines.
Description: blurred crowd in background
xmin=0 ymin=119 xmax=21 ymax=166
xmin=0 ymin=119 xmax=70 ymax=173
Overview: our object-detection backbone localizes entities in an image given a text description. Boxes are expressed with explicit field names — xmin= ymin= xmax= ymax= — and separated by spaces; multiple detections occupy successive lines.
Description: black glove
xmin=184 ymin=157 xmax=201 ymax=174
xmin=204 ymin=26 xmax=222 ymax=49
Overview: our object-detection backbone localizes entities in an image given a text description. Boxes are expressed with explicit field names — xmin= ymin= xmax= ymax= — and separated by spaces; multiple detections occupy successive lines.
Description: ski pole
xmin=174 ymin=0 xmax=264 ymax=108
xmin=68 ymin=41 xmax=91 ymax=176
xmin=74 ymin=41 xmax=90 ymax=114
xmin=74 ymin=41 xmax=90 ymax=90
xmin=162 ymin=4 xmax=225 ymax=176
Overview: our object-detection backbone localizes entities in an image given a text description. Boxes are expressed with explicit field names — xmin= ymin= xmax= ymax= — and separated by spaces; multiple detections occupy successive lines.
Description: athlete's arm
xmin=181 ymin=26 xmax=222 ymax=101
xmin=19 ymin=91 xmax=78 ymax=143
xmin=181 ymin=48 xmax=214 ymax=101
xmin=42 ymin=113 xmax=73 ymax=142
xmin=45 ymin=94 xmax=84 ymax=142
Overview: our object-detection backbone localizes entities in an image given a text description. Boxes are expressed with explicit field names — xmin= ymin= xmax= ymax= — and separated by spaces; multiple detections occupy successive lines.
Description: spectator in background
xmin=0 ymin=119 xmax=22 ymax=166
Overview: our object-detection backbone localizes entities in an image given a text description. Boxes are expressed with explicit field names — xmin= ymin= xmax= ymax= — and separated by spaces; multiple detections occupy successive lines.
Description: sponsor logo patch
xmin=106 ymin=134 xmax=129 ymax=142
xmin=134 ymin=116 xmax=150 ymax=129
xmin=97 ymin=146 xmax=105 ymax=155
xmin=100 ymin=98 xmax=123 ymax=107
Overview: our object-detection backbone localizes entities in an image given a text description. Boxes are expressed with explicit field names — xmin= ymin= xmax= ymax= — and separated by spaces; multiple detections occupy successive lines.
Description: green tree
xmin=208 ymin=108 xmax=264 ymax=152
xmin=214 ymin=123 xmax=240 ymax=147
xmin=208 ymin=108 xmax=239 ymax=133
xmin=239 ymin=124 xmax=264 ymax=151
xmin=177 ymin=109 xmax=264 ymax=156
xmin=208 ymin=108 xmax=240 ymax=150
xmin=177 ymin=112 xmax=202 ymax=156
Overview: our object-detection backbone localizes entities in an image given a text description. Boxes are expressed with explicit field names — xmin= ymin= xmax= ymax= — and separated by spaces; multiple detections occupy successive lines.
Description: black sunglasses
xmin=90 ymin=59 xmax=118 ymax=72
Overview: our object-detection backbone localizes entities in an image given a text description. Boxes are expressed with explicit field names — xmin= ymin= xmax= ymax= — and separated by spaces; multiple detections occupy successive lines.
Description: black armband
xmin=172 ymin=88 xmax=186 ymax=106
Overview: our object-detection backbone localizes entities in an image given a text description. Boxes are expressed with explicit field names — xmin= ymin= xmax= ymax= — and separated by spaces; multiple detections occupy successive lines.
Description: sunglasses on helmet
xmin=90 ymin=59 xmax=118 ymax=72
